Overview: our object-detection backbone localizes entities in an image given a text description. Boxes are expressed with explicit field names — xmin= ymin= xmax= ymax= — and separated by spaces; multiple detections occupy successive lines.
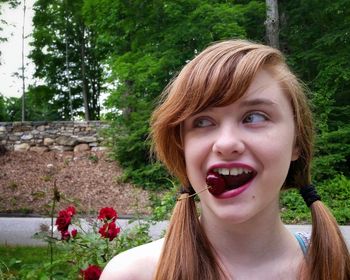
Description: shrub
xmin=102 ymin=106 xmax=171 ymax=191
xmin=9 ymin=203 xmax=153 ymax=280
xmin=280 ymin=175 xmax=350 ymax=225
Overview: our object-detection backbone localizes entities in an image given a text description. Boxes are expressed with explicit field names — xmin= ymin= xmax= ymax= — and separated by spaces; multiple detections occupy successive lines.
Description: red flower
xmin=71 ymin=228 xmax=78 ymax=238
xmin=61 ymin=230 xmax=71 ymax=240
xmin=98 ymin=207 xmax=117 ymax=222
xmin=81 ymin=264 xmax=102 ymax=280
xmin=56 ymin=210 xmax=72 ymax=232
xmin=98 ymin=221 xmax=120 ymax=241
xmin=66 ymin=206 xmax=76 ymax=216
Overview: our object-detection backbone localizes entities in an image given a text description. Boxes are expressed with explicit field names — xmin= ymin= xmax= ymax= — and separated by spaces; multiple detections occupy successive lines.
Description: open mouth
xmin=206 ymin=167 xmax=257 ymax=196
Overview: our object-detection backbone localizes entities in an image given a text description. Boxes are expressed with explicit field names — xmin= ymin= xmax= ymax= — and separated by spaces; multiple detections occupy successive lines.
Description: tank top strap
xmin=294 ymin=232 xmax=310 ymax=255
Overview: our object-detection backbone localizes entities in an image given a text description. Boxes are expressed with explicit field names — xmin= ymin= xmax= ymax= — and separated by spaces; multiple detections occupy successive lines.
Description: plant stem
xmin=49 ymin=184 xmax=58 ymax=280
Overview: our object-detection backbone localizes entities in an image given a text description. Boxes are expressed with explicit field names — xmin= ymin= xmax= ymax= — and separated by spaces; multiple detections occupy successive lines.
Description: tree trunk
xmin=91 ymin=77 xmax=100 ymax=120
xmin=265 ymin=0 xmax=279 ymax=49
xmin=122 ymin=79 xmax=134 ymax=118
xmin=80 ymin=25 xmax=90 ymax=121
xmin=65 ymin=0 xmax=73 ymax=120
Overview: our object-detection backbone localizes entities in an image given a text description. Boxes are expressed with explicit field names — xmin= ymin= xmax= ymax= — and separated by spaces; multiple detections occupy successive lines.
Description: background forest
xmin=0 ymin=0 xmax=349 ymax=222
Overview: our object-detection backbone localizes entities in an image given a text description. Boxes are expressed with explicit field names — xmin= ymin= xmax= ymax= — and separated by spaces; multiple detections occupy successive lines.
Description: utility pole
xmin=80 ymin=26 xmax=90 ymax=121
xmin=265 ymin=0 xmax=280 ymax=49
xmin=21 ymin=0 xmax=27 ymax=121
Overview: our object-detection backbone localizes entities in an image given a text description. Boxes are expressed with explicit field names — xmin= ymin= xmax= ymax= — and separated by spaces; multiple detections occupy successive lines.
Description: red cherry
xmin=206 ymin=172 xmax=226 ymax=195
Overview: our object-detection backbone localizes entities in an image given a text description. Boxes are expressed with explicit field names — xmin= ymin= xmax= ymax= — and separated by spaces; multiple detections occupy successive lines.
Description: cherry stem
xmin=177 ymin=185 xmax=212 ymax=201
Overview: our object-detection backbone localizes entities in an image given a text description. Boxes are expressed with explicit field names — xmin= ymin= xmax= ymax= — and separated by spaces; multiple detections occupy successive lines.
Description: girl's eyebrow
xmin=240 ymin=98 xmax=277 ymax=107
xmin=191 ymin=98 xmax=277 ymax=117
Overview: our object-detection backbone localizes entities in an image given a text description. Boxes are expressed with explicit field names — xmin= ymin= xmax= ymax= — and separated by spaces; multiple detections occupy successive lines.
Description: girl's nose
xmin=212 ymin=128 xmax=245 ymax=157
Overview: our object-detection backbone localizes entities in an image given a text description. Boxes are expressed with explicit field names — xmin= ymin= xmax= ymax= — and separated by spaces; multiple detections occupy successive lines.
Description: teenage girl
xmin=101 ymin=40 xmax=350 ymax=280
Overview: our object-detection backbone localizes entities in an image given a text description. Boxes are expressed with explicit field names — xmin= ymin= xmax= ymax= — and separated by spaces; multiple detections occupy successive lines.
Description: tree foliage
xmin=0 ymin=94 xmax=8 ymax=120
xmin=0 ymin=0 xmax=20 ymax=43
xmin=0 ymin=94 xmax=20 ymax=121
xmin=29 ymin=0 xmax=105 ymax=120
xmin=279 ymin=0 xmax=350 ymax=181
xmin=82 ymin=0 xmax=266 ymax=189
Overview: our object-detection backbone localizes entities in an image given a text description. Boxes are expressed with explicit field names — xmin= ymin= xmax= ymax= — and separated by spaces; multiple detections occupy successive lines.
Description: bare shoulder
xmin=100 ymin=238 xmax=164 ymax=280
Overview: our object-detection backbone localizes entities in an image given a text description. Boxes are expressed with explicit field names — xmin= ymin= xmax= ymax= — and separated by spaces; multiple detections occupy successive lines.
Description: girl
xmin=101 ymin=40 xmax=350 ymax=280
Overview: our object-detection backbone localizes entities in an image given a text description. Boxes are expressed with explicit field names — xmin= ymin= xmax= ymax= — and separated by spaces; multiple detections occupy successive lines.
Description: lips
xmin=206 ymin=165 xmax=257 ymax=196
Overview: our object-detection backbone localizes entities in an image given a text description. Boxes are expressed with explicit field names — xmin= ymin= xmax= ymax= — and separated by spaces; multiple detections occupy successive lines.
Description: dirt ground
xmin=0 ymin=150 xmax=151 ymax=217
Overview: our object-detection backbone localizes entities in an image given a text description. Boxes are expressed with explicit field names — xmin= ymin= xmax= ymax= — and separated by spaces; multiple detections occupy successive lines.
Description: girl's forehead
xmin=191 ymin=68 xmax=285 ymax=112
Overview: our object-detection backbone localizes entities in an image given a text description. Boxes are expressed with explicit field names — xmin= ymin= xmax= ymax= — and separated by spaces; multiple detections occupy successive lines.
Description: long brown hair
xmin=151 ymin=40 xmax=350 ymax=280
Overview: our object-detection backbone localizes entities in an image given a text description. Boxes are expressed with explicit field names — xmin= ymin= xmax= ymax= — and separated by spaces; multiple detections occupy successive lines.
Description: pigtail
xmin=302 ymin=201 xmax=350 ymax=280
xmin=298 ymin=186 xmax=350 ymax=279
xmin=154 ymin=194 xmax=226 ymax=280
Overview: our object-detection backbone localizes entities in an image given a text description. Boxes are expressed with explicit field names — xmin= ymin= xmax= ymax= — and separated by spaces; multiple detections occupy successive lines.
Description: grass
xmin=0 ymin=245 xmax=69 ymax=280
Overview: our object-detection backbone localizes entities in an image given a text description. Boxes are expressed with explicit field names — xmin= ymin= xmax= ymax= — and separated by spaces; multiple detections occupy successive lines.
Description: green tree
xmin=0 ymin=94 xmax=20 ymax=122
xmin=30 ymin=0 xmax=105 ymax=120
xmin=83 ymin=0 xmax=266 ymax=189
xmin=279 ymin=0 xmax=350 ymax=180
xmin=25 ymin=85 xmax=60 ymax=121
xmin=0 ymin=86 xmax=62 ymax=122
xmin=0 ymin=94 xmax=8 ymax=121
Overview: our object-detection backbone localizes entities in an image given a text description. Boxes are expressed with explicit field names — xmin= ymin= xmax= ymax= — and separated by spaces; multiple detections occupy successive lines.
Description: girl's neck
xmin=200 ymin=202 xmax=304 ymax=279
xmin=200 ymin=201 xmax=292 ymax=264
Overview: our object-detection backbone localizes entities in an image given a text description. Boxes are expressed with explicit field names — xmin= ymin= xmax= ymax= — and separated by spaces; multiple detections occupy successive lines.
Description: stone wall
xmin=0 ymin=121 xmax=109 ymax=153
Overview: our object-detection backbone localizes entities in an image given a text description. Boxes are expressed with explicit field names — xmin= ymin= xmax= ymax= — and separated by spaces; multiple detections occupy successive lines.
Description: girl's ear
xmin=291 ymin=145 xmax=300 ymax=161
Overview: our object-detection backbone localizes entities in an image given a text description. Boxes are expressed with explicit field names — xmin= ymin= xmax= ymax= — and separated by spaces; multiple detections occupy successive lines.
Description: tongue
xmin=224 ymin=173 xmax=252 ymax=189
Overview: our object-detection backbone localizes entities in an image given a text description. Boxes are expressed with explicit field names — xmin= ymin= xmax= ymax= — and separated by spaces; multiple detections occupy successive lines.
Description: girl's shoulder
xmin=100 ymin=238 xmax=164 ymax=280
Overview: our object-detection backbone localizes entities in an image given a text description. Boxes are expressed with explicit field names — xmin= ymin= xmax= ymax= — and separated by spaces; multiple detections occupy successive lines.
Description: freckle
xmin=252 ymin=195 xmax=256 ymax=199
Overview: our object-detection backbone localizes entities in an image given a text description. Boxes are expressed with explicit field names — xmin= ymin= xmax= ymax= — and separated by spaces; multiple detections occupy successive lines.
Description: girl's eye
xmin=243 ymin=112 xmax=268 ymax=124
xmin=193 ymin=117 xmax=214 ymax=128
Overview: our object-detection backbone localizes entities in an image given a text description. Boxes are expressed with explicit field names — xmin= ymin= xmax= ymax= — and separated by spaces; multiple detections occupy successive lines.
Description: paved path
xmin=0 ymin=217 xmax=349 ymax=246
xmin=0 ymin=217 xmax=168 ymax=246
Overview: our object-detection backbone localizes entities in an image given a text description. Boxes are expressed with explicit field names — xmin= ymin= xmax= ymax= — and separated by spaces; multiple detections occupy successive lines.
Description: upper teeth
xmin=213 ymin=168 xmax=251 ymax=176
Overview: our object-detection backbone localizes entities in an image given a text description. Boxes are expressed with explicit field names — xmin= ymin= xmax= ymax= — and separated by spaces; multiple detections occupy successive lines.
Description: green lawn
xmin=0 ymin=245 xmax=70 ymax=280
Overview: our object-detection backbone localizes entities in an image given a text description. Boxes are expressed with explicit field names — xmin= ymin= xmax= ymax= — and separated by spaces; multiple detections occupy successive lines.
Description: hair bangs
xmin=170 ymin=46 xmax=284 ymax=125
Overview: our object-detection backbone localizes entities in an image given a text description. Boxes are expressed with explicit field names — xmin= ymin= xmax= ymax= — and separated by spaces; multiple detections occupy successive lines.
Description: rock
xmin=35 ymin=139 xmax=43 ymax=144
xmin=21 ymin=134 xmax=33 ymax=140
xmin=88 ymin=142 xmax=98 ymax=147
xmin=50 ymin=145 xmax=73 ymax=152
xmin=77 ymin=136 xmax=97 ymax=143
xmin=44 ymin=138 xmax=55 ymax=146
xmin=37 ymin=125 xmax=46 ymax=131
xmin=9 ymin=135 xmax=19 ymax=141
xmin=55 ymin=136 xmax=78 ymax=146
xmin=75 ymin=121 xmax=88 ymax=127
xmin=91 ymin=147 xmax=109 ymax=152
xmin=60 ymin=132 xmax=74 ymax=136
xmin=74 ymin=143 xmax=90 ymax=153
xmin=14 ymin=143 xmax=30 ymax=152
xmin=30 ymin=146 xmax=49 ymax=154
xmin=0 ymin=126 xmax=6 ymax=132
